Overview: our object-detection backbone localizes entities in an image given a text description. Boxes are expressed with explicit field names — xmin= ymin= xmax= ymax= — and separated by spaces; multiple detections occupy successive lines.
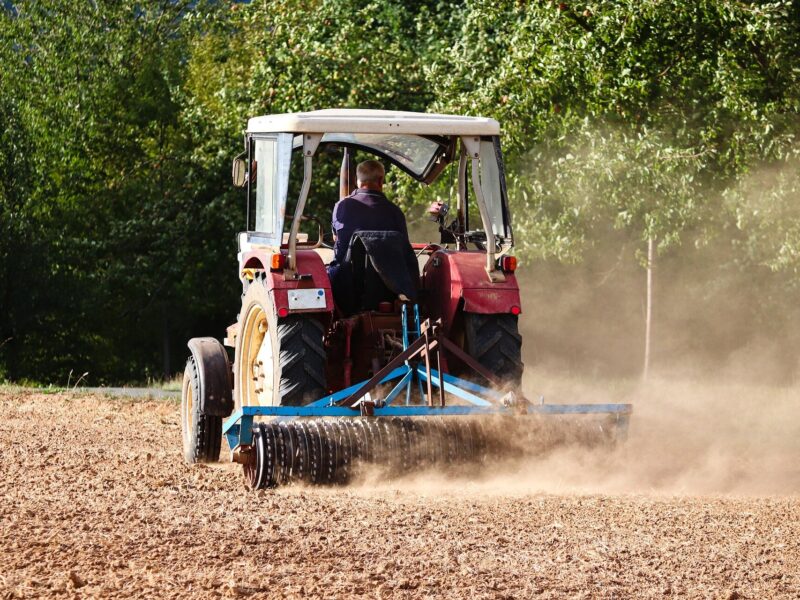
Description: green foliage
xmin=0 ymin=1 xmax=237 ymax=382
xmin=1 ymin=0 xmax=799 ymax=382
xmin=181 ymin=0 xmax=454 ymax=218
xmin=430 ymin=0 xmax=800 ymax=261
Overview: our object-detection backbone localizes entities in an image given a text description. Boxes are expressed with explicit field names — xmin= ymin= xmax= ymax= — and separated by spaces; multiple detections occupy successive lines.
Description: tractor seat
xmin=334 ymin=231 xmax=420 ymax=315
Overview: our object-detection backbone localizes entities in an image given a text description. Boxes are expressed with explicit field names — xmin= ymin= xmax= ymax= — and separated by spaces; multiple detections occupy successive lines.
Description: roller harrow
xmin=242 ymin=417 xmax=490 ymax=488
xmin=224 ymin=306 xmax=632 ymax=489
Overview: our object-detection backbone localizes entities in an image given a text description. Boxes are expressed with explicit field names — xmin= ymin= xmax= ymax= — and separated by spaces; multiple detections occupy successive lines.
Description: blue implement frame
xmin=223 ymin=305 xmax=632 ymax=451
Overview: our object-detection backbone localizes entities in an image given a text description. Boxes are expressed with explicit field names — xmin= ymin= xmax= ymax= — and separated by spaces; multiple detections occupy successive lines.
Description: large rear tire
xmin=235 ymin=280 xmax=327 ymax=407
xmin=463 ymin=313 xmax=523 ymax=388
xmin=181 ymin=356 xmax=223 ymax=463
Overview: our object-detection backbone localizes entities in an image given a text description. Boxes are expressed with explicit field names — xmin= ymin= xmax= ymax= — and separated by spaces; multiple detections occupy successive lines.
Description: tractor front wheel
xmin=181 ymin=356 xmax=223 ymax=463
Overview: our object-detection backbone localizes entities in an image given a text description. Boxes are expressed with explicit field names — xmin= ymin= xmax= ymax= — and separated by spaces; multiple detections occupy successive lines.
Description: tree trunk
xmin=643 ymin=236 xmax=654 ymax=380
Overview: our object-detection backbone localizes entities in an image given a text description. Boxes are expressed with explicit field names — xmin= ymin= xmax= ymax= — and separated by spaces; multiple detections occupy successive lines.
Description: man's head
xmin=356 ymin=160 xmax=385 ymax=191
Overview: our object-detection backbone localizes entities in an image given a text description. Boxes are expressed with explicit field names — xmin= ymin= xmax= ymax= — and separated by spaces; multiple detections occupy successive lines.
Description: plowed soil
xmin=1 ymin=389 xmax=799 ymax=599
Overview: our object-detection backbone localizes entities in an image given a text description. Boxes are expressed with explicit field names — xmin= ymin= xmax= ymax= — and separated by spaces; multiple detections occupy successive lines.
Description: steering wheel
xmin=300 ymin=215 xmax=334 ymax=249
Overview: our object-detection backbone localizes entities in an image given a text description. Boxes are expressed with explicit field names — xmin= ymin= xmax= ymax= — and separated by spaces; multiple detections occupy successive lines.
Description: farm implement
xmin=223 ymin=305 xmax=631 ymax=489
xmin=180 ymin=109 xmax=633 ymax=489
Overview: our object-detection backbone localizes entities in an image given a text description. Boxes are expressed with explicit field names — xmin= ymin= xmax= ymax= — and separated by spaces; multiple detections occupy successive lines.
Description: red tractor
xmin=180 ymin=110 xmax=629 ymax=487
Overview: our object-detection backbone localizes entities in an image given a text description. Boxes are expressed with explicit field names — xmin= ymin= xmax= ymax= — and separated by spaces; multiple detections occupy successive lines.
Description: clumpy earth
xmin=1 ymin=390 xmax=798 ymax=599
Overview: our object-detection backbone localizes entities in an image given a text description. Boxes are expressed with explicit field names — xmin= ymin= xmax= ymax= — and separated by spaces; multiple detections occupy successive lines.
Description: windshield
xmin=293 ymin=133 xmax=447 ymax=180
xmin=243 ymin=132 xmax=512 ymax=250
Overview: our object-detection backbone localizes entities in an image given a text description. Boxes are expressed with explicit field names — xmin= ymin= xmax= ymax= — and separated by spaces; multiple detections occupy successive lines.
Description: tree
xmin=2 ymin=0 xmax=799 ymax=383
xmin=0 ymin=1 xmax=237 ymax=382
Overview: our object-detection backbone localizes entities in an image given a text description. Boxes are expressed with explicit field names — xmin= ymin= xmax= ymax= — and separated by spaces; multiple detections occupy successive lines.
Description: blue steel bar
xmin=229 ymin=403 xmax=631 ymax=419
xmin=401 ymin=304 xmax=410 ymax=350
xmin=305 ymin=366 xmax=408 ymax=407
xmin=432 ymin=369 xmax=504 ymax=401
xmin=416 ymin=367 xmax=496 ymax=406
xmin=383 ymin=369 xmax=413 ymax=406
xmin=223 ymin=410 xmax=254 ymax=450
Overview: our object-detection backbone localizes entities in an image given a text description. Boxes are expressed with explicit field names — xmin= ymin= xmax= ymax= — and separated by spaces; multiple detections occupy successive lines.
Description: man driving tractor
xmin=179 ymin=110 xmax=564 ymax=481
xmin=330 ymin=160 xmax=410 ymax=262
xmin=328 ymin=159 xmax=417 ymax=314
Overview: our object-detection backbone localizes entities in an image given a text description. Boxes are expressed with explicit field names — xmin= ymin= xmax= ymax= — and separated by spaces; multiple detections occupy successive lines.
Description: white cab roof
xmin=247 ymin=109 xmax=500 ymax=136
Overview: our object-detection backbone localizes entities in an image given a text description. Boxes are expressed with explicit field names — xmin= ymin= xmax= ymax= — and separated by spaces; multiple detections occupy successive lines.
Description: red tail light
xmin=277 ymin=307 xmax=289 ymax=318
xmin=499 ymin=256 xmax=517 ymax=272
xmin=510 ymin=305 xmax=521 ymax=315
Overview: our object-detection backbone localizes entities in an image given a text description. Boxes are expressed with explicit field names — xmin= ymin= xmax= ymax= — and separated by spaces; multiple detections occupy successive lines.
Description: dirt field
xmin=1 ymin=387 xmax=799 ymax=599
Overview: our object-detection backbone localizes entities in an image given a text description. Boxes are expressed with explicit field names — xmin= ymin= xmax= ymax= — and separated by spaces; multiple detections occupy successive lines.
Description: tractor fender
xmin=239 ymin=249 xmax=334 ymax=318
xmin=422 ymin=249 xmax=521 ymax=330
xmin=186 ymin=337 xmax=233 ymax=417
xmin=461 ymin=287 xmax=522 ymax=314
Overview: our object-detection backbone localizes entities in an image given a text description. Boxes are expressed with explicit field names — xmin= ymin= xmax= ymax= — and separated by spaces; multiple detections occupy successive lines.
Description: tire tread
xmin=183 ymin=356 xmax=223 ymax=463
xmin=277 ymin=316 xmax=326 ymax=406
xmin=463 ymin=313 xmax=523 ymax=386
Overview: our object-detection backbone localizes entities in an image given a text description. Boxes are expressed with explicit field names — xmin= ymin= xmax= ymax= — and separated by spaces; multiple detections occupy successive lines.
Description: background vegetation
xmin=1 ymin=0 xmax=798 ymax=384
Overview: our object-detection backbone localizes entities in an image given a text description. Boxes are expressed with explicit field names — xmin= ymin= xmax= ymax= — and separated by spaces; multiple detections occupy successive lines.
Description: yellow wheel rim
xmin=181 ymin=369 xmax=194 ymax=451
xmin=239 ymin=303 xmax=274 ymax=406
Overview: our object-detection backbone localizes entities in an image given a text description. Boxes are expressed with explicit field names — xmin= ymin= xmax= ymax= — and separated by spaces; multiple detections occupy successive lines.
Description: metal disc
xmin=255 ymin=423 xmax=270 ymax=489
xmin=293 ymin=421 xmax=312 ymax=483
xmin=305 ymin=420 xmax=324 ymax=485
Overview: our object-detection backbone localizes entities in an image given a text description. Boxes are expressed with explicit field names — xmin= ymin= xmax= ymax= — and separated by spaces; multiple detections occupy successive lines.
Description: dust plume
xmin=348 ymin=238 xmax=800 ymax=496
xmin=346 ymin=375 xmax=800 ymax=497
xmin=512 ymin=373 xmax=800 ymax=496
xmin=364 ymin=151 xmax=800 ymax=497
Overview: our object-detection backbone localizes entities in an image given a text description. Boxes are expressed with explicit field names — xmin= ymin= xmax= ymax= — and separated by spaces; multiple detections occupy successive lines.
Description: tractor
xmin=180 ymin=109 xmax=631 ymax=489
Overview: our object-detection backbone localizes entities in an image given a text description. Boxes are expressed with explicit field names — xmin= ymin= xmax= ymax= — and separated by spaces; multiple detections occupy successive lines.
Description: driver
xmin=327 ymin=160 xmax=413 ymax=312
xmin=331 ymin=159 xmax=410 ymax=263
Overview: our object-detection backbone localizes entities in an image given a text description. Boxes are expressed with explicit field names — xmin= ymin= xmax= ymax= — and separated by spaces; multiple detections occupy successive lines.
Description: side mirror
xmin=232 ymin=157 xmax=247 ymax=188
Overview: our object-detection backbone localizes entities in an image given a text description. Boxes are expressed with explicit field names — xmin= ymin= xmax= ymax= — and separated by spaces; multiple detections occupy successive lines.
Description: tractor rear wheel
xmin=463 ymin=313 xmax=523 ymax=388
xmin=181 ymin=356 xmax=223 ymax=463
xmin=235 ymin=280 xmax=327 ymax=407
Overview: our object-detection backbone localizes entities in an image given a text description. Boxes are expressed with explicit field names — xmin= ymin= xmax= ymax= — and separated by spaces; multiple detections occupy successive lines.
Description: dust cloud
xmin=347 ymin=375 xmax=800 ymax=497
xmin=465 ymin=217 xmax=800 ymax=497
xmin=512 ymin=372 xmax=800 ymax=496
xmin=353 ymin=244 xmax=800 ymax=497
xmin=375 ymin=170 xmax=800 ymax=497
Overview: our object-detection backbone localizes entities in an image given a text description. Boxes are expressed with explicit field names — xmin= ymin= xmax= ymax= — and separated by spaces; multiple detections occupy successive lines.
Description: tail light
xmin=510 ymin=305 xmax=521 ymax=316
xmin=270 ymin=253 xmax=286 ymax=271
xmin=499 ymin=255 xmax=517 ymax=273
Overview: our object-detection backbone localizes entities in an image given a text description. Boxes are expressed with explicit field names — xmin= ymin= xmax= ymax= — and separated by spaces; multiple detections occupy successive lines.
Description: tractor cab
xmin=233 ymin=109 xmax=514 ymax=283
xmin=225 ymin=110 xmax=524 ymax=408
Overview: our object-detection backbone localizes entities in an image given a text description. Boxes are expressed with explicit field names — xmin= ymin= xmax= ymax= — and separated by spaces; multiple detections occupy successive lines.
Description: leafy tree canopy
xmin=1 ymin=0 xmax=798 ymax=382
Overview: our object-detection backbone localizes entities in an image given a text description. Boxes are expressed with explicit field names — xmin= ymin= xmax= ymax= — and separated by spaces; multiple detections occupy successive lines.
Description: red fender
xmin=239 ymin=249 xmax=334 ymax=319
xmin=421 ymin=250 xmax=521 ymax=331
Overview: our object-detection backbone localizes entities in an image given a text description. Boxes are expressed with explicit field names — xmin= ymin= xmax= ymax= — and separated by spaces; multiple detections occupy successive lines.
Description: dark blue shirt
xmin=331 ymin=189 xmax=409 ymax=263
